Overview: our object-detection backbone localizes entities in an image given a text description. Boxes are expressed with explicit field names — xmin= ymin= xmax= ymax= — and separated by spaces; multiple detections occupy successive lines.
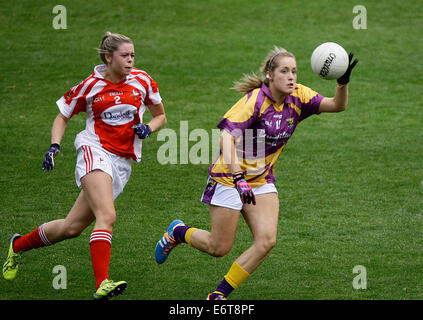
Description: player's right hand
xmin=42 ymin=143 xmax=60 ymax=171
xmin=233 ymin=172 xmax=256 ymax=205
xmin=337 ymin=52 xmax=359 ymax=85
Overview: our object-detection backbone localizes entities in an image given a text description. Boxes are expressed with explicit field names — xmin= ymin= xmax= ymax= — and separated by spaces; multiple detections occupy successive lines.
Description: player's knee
xmin=63 ymin=223 xmax=84 ymax=239
xmin=209 ymin=242 xmax=232 ymax=257
xmin=255 ymin=235 xmax=277 ymax=256
xmin=103 ymin=211 xmax=117 ymax=229
xmin=96 ymin=208 xmax=116 ymax=229
xmin=66 ymin=228 xmax=83 ymax=239
xmin=267 ymin=237 xmax=277 ymax=251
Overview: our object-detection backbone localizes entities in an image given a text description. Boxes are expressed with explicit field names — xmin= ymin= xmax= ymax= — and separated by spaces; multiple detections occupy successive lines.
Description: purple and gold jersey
xmin=209 ymin=83 xmax=323 ymax=188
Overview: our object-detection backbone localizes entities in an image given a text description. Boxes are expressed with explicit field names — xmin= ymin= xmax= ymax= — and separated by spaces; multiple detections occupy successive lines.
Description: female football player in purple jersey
xmin=155 ymin=46 xmax=358 ymax=299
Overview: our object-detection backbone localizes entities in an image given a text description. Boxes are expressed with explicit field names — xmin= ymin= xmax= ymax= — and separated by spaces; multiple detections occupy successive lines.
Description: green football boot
xmin=3 ymin=234 xmax=22 ymax=280
xmin=93 ymin=279 xmax=127 ymax=300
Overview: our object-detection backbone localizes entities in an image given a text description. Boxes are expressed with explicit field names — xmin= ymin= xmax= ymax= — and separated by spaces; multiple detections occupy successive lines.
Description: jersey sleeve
xmin=56 ymin=78 xmax=92 ymax=118
xmin=217 ymin=90 xmax=260 ymax=137
xmin=298 ymin=84 xmax=324 ymax=121
xmin=143 ymin=74 xmax=162 ymax=106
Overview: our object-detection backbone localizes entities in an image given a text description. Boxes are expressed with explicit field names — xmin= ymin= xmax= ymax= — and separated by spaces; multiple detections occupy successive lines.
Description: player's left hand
xmin=337 ymin=52 xmax=359 ymax=85
xmin=132 ymin=123 xmax=152 ymax=139
xmin=42 ymin=143 xmax=60 ymax=171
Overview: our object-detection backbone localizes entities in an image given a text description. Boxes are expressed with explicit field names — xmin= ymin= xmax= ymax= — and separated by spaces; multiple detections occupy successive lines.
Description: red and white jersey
xmin=56 ymin=64 xmax=162 ymax=162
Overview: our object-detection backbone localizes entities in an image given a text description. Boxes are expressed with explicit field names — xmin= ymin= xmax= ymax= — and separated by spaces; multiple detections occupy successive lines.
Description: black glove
xmin=337 ymin=52 xmax=359 ymax=85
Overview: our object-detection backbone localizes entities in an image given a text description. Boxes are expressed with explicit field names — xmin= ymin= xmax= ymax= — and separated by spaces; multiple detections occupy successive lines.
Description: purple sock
xmin=172 ymin=225 xmax=191 ymax=243
xmin=211 ymin=278 xmax=234 ymax=298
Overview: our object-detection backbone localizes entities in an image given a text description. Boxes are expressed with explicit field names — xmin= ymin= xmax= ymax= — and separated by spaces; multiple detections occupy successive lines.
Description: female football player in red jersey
xmin=3 ymin=32 xmax=167 ymax=300
xmin=155 ymin=46 xmax=358 ymax=299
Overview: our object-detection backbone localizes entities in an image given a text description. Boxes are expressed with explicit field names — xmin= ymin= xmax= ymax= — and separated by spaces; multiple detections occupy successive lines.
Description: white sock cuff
xmin=38 ymin=223 xmax=53 ymax=246
xmin=90 ymin=230 xmax=112 ymax=245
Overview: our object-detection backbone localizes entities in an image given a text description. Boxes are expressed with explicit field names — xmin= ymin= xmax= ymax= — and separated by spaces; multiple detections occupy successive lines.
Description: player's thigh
xmin=80 ymin=169 xmax=115 ymax=218
xmin=62 ymin=190 xmax=96 ymax=237
xmin=209 ymin=204 xmax=240 ymax=247
xmin=241 ymin=192 xmax=279 ymax=244
xmin=45 ymin=191 xmax=96 ymax=241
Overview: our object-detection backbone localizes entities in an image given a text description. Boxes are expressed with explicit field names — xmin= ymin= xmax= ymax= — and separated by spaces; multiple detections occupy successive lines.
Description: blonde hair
xmin=98 ymin=31 xmax=133 ymax=65
xmin=232 ymin=46 xmax=296 ymax=94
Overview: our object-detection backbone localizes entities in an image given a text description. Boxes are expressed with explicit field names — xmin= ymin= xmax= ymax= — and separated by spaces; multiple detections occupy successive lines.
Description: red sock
xmin=90 ymin=230 xmax=112 ymax=290
xmin=13 ymin=223 xmax=52 ymax=253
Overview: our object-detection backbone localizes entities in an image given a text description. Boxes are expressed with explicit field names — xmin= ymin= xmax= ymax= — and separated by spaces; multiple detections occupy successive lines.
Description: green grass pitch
xmin=0 ymin=0 xmax=422 ymax=300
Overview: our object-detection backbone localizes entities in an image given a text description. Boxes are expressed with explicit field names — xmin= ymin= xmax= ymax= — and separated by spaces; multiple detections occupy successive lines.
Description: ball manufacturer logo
xmin=101 ymin=104 xmax=137 ymax=126
xmin=319 ymin=52 xmax=336 ymax=77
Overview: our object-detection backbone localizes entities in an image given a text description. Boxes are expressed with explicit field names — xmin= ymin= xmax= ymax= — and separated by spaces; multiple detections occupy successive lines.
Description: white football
xmin=311 ymin=42 xmax=349 ymax=80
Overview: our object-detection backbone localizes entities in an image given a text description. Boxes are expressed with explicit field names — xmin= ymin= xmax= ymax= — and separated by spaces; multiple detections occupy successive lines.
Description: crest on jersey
xmin=286 ymin=118 xmax=295 ymax=128
xmin=65 ymin=86 xmax=77 ymax=103
xmin=130 ymin=89 xmax=141 ymax=103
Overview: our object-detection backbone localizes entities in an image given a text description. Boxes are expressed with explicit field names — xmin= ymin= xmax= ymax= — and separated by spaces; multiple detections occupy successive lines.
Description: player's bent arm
xmin=319 ymin=85 xmax=348 ymax=113
xmin=51 ymin=113 xmax=69 ymax=146
xmin=146 ymin=103 xmax=167 ymax=132
xmin=220 ymin=129 xmax=242 ymax=174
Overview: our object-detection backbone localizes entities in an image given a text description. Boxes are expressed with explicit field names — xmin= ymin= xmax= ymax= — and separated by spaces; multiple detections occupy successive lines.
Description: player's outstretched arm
xmin=42 ymin=113 xmax=69 ymax=171
xmin=319 ymin=53 xmax=359 ymax=113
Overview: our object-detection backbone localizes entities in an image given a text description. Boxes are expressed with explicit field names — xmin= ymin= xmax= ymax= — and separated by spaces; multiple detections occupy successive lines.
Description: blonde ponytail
xmin=231 ymin=73 xmax=264 ymax=94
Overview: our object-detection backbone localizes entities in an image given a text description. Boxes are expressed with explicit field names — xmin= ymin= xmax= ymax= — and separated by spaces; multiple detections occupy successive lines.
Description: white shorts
xmin=75 ymin=145 xmax=132 ymax=200
xmin=201 ymin=177 xmax=278 ymax=210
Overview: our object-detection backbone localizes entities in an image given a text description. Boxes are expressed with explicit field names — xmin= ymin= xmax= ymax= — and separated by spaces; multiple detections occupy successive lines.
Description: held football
xmin=311 ymin=42 xmax=349 ymax=80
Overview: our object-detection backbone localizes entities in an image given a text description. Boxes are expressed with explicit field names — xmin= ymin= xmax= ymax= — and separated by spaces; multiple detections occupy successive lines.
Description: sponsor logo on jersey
xmin=101 ymin=104 xmax=137 ymax=126
xmin=94 ymin=95 xmax=104 ymax=103
xmin=109 ymin=91 xmax=124 ymax=96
